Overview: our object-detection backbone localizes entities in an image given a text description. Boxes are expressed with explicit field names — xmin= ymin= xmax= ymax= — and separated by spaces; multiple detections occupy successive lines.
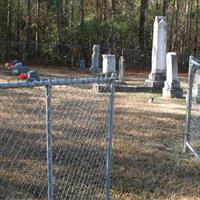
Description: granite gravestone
xmin=27 ymin=70 xmax=40 ymax=81
xmin=79 ymin=59 xmax=86 ymax=70
xmin=102 ymin=54 xmax=116 ymax=75
xmin=89 ymin=45 xmax=101 ymax=74
xmin=12 ymin=62 xmax=23 ymax=75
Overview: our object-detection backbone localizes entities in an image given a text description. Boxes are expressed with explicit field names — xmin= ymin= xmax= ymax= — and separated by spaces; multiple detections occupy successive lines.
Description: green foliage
xmin=80 ymin=17 xmax=129 ymax=45
xmin=0 ymin=0 xmax=199 ymax=67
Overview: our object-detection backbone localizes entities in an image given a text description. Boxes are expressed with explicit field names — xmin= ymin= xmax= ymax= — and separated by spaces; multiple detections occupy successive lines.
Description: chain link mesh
xmin=189 ymin=100 xmax=200 ymax=154
xmin=51 ymin=84 xmax=111 ymax=199
xmin=0 ymin=87 xmax=47 ymax=200
xmin=185 ymin=57 xmax=200 ymax=159
xmin=0 ymin=79 xmax=113 ymax=199
xmin=188 ymin=71 xmax=200 ymax=155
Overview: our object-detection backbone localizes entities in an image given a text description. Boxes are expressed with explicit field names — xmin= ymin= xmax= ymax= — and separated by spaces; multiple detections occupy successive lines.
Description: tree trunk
xmin=169 ymin=0 xmax=176 ymax=50
xmin=57 ymin=0 xmax=62 ymax=44
xmin=7 ymin=0 xmax=12 ymax=41
xmin=111 ymin=0 xmax=115 ymax=17
xmin=173 ymin=0 xmax=179 ymax=51
xmin=69 ymin=0 xmax=74 ymax=27
xmin=27 ymin=0 xmax=31 ymax=60
xmin=163 ymin=0 xmax=167 ymax=16
xmin=17 ymin=0 xmax=20 ymax=41
xmin=80 ymin=0 xmax=84 ymax=26
xmin=36 ymin=0 xmax=40 ymax=50
xmin=138 ymin=0 xmax=148 ymax=49
xmin=194 ymin=0 xmax=199 ymax=53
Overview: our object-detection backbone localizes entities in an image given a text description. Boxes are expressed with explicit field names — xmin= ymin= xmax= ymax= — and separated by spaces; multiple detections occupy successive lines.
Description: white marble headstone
xmin=151 ymin=16 xmax=167 ymax=73
xmin=166 ymin=52 xmax=179 ymax=82
xmin=145 ymin=16 xmax=167 ymax=88
xmin=102 ymin=54 xmax=116 ymax=74
xmin=162 ymin=52 xmax=183 ymax=98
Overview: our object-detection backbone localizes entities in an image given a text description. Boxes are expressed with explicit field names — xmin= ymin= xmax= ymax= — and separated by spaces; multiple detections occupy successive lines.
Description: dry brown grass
xmin=0 ymin=66 xmax=200 ymax=200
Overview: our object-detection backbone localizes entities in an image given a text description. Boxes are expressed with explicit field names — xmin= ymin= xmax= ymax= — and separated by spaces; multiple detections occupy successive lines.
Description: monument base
xmin=164 ymin=80 xmax=180 ymax=89
xmin=162 ymin=87 xmax=183 ymax=98
xmin=145 ymin=72 xmax=166 ymax=88
xmin=89 ymin=66 xmax=101 ymax=74
xmin=162 ymin=80 xmax=183 ymax=98
xmin=93 ymin=83 xmax=162 ymax=93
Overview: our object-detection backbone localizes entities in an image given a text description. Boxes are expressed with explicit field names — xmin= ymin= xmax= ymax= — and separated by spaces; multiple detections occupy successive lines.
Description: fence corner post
xmin=104 ymin=73 xmax=116 ymax=200
xmin=46 ymin=84 xmax=54 ymax=200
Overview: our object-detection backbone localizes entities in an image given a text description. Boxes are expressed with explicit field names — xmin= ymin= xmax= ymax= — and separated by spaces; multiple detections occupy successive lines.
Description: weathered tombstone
xmin=118 ymin=55 xmax=125 ymax=83
xmin=192 ymin=70 xmax=200 ymax=103
xmin=27 ymin=70 xmax=40 ymax=81
xmin=102 ymin=54 xmax=116 ymax=75
xmin=93 ymin=54 xmax=116 ymax=93
xmin=145 ymin=16 xmax=167 ymax=88
xmin=79 ymin=59 xmax=85 ymax=70
xmin=162 ymin=52 xmax=183 ymax=98
xmin=12 ymin=62 xmax=23 ymax=75
xmin=20 ymin=66 xmax=28 ymax=74
xmin=89 ymin=44 xmax=101 ymax=74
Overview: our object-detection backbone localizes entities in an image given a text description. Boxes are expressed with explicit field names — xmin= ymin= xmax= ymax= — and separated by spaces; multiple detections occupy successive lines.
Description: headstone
xmin=102 ymin=54 xmax=116 ymax=75
xmin=79 ymin=59 xmax=86 ymax=70
xmin=27 ymin=70 xmax=40 ymax=81
xmin=118 ymin=56 xmax=125 ymax=83
xmin=192 ymin=70 xmax=200 ymax=103
xmin=145 ymin=16 xmax=167 ymax=88
xmin=12 ymin=60 xmax=19 ymax=65
xmin=20 ymin=66 xmax=28 ymax=74
xmin=162 ymin=52 xmax=183 ymax=98
xmin=12 ymin=62 xmax=23 ymax=75
xmin=89 ymin=44 xmax=101 ymax=74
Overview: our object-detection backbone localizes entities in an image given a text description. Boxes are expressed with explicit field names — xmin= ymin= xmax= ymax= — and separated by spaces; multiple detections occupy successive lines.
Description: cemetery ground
xmin=0 ymin=65 xmax=200 ymax=200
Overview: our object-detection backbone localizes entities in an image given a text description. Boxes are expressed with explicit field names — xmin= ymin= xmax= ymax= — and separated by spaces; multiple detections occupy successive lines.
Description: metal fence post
xmin=104 ymin=74 xmax=115 ymax=200
xmin=184 ymin=57 xmax=194 ymax=152
xmin=46 ymin=84 xmax=54 ymax=200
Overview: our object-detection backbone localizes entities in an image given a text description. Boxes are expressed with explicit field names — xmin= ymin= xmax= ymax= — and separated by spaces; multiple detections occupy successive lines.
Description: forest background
xmin=0 ymin=0 xmax=199 ymax=69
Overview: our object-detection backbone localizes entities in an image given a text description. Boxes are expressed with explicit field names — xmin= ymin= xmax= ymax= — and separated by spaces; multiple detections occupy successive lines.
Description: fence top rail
xmin=190 ymin=56 xmax=200 ymax=68
xmin=0 ymin=75 xmax=114 ymax=89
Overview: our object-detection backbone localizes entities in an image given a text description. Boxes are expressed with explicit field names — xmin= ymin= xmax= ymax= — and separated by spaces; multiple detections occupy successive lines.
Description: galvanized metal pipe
xmin=46 ymin=84 xmax=53 ymax=200
xmin=104 ymin=73 xmax=116 ymax=200
xmin=0 ymin=76 xmax=114 ymax=89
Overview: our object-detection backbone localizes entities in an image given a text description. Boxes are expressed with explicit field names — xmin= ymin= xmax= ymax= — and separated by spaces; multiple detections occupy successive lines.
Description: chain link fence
xmin=184 ymin=56 xmax=200 ymax=161
xmin=0 ymin=41 xmax=192 ymax=70
xmin=0 ymin=41 xmax=153 ymax=69
xmin=0 ymin=76 xmax=115 ymax=199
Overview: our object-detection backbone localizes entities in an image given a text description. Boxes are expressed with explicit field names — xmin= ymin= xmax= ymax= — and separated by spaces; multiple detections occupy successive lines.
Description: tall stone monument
xmin=89 ymin=44 xmax=101 ymax=74
xmin=145 ymin=16 xmax=167 ymax=88
xmin=162 ymin=52 xmax=183 ymax=98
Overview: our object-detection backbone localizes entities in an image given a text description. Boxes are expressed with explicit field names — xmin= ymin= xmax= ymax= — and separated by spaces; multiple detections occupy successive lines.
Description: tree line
xmin=0 ymin=0 xmax=199 ymax=68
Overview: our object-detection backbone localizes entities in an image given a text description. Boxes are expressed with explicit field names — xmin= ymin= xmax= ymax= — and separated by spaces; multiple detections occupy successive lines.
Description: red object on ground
xmin=19 ymin=73 xmax=27 ymax=80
